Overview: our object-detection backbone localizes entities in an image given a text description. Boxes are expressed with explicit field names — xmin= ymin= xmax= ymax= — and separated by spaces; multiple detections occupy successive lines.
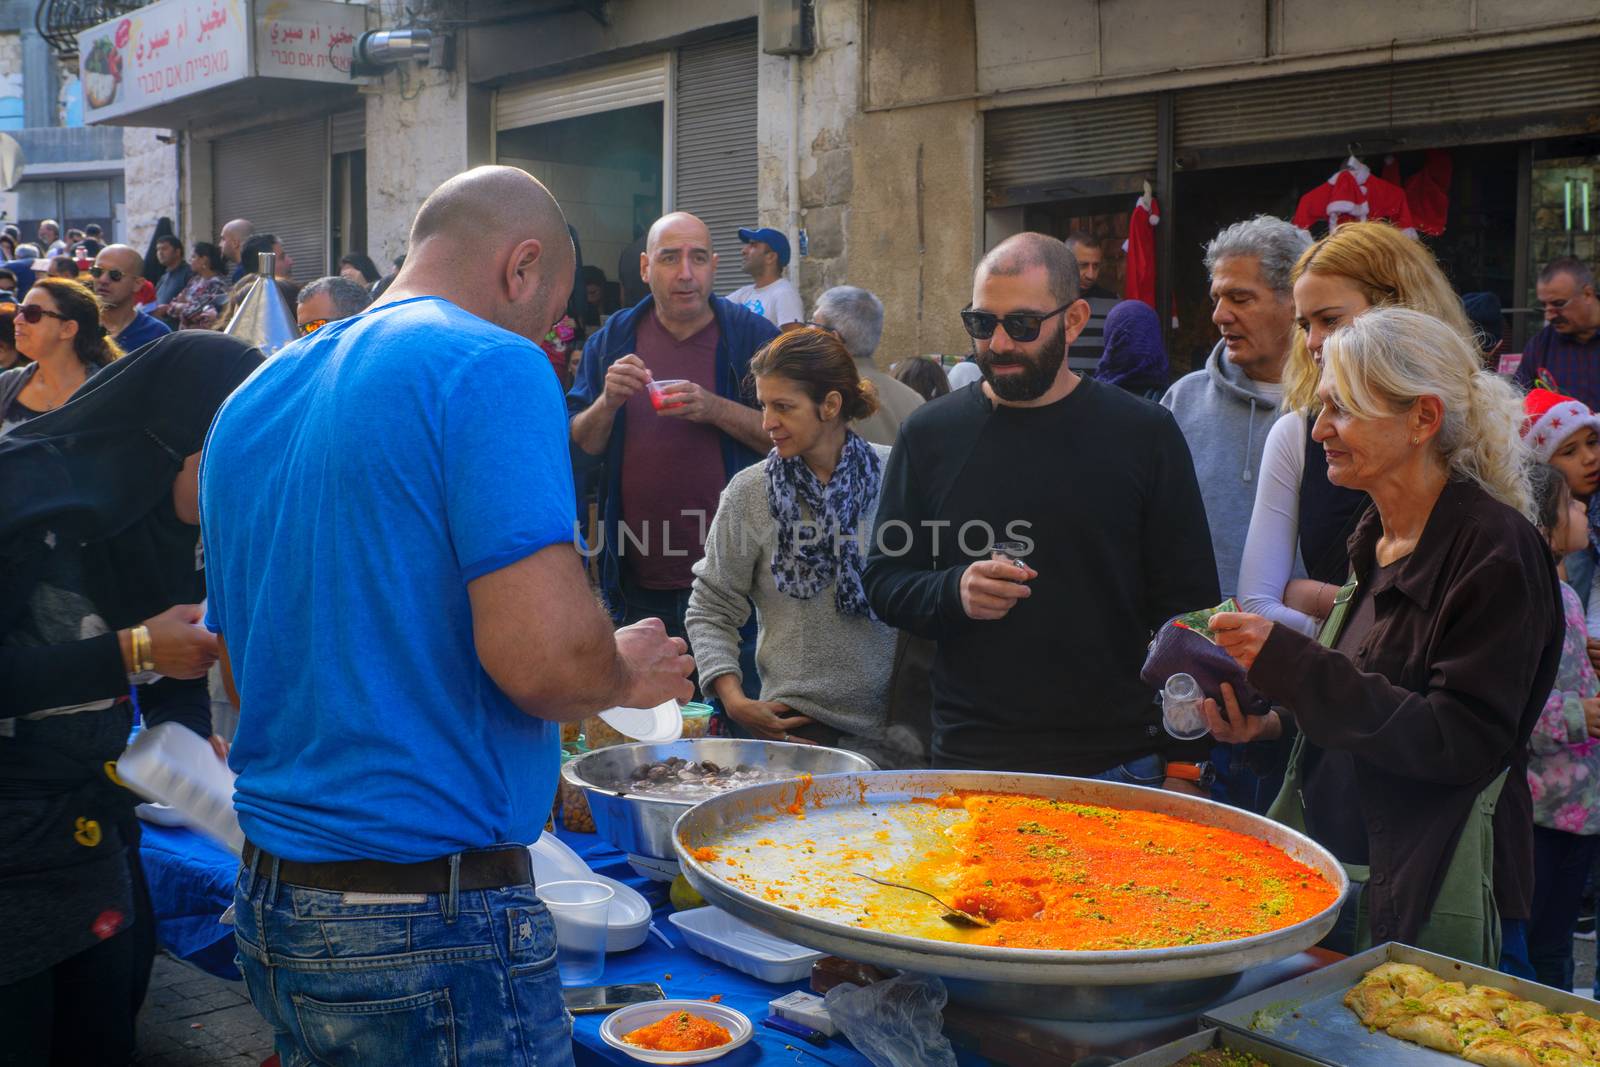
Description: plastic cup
xmin=648 ymin=379 xmax=689 ymax=411
xmin=1162 ymin=672 xmax=1209 ymax=741
xmin=991 ymin=540 xmax=1029 ymax=569
xmin=541 ymin=879 xmax=613 ymax=986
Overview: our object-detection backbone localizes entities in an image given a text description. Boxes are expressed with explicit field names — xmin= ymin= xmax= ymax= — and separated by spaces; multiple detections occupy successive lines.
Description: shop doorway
xmin=498 ymin=104 xmax=664 ymax=313
xmin=1170 ymin=145 xmax=1521 ymax=374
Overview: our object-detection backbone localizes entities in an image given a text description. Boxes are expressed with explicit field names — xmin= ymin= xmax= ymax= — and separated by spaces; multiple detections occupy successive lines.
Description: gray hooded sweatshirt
xmin=1159 ymin=339 xmax=1282 ymax=598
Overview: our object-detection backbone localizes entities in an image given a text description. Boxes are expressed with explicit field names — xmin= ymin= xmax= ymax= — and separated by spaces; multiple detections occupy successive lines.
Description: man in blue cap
xmin=728 ymin=225 xmax=803 ymax=327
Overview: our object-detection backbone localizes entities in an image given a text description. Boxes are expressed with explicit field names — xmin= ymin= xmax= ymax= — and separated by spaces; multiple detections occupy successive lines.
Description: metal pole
xmin=1155 ymin=92 xmax=1176 ymax=354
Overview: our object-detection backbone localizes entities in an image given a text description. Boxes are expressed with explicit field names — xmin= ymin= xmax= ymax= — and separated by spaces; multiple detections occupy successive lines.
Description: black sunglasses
xmin=960 ymin=300 xmax=1076 ymax=343
xmin=8 ymin=303 xmax=70 ymax=324
xmin=88 ymin=266 xmax=125 ymax=282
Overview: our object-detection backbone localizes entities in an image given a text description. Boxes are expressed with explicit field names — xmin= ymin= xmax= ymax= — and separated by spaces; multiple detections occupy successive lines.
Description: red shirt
xmin=619 ymin=312 xmax=727 ymax=589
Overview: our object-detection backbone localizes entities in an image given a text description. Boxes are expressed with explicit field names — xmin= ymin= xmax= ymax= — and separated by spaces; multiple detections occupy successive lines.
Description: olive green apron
xmin=1265 ymin=575 xmax=1504 ymax=966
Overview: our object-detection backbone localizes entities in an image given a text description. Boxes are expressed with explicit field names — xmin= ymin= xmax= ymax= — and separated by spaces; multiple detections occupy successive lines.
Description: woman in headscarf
xmin=0 ymin=331 xmax=263 ymax=1064
xmin=1092 ymin=300 xmax=1170 ymax=400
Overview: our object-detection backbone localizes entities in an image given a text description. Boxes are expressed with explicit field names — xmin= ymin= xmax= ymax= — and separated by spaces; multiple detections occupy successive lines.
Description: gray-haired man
xmin=1160 ymin=215 xmax=1311 ymax=598
xmin=296 ymin=275 xmax=373 ymax=333
xmin=811 ymin=285 xmax=925 ymax=446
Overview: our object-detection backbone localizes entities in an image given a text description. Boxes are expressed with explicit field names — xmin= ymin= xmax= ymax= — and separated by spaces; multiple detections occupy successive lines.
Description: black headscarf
xmin=0 ymin=331 xmax=263 ymax=629
xmin=143 ymin=216 xmax=176 ymax=282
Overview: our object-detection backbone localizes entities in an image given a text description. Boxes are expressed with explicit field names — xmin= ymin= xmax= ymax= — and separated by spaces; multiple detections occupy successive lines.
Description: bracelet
xmin=130 ymin=625 xmax=155 ymax=674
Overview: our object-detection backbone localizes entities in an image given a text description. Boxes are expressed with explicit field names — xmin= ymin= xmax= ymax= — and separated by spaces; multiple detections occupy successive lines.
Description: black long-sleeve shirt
xmin=863 ymin=377 xmax=1220 ymax=774
xmin=1250 ymin=479 xmax=1561 ymax=940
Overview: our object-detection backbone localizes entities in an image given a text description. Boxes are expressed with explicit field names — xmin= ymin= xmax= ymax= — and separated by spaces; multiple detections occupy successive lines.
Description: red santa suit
xmin=1293 ymin=161 xmax=1416 ymax=235
xmin=1122 ymin=193 xmax=1159 ymax=309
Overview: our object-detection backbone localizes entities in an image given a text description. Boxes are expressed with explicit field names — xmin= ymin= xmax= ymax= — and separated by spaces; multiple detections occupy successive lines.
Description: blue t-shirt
xmin=200 ymin=296 xmax=577 ymax=862
xmin=115 ymin=310 xmax=172 ymax=355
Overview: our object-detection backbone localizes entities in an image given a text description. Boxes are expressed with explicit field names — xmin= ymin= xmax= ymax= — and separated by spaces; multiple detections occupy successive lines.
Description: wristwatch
xmin=1165 ymin=761 xmax=1215 ymax=789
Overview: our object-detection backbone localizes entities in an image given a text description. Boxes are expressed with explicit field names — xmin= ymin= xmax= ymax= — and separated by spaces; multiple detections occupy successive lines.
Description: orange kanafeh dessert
xmin=900 ymin=793 xmax=1338 ymax=951
xmin=623 ymin=1011 xmax=732 ymax=1052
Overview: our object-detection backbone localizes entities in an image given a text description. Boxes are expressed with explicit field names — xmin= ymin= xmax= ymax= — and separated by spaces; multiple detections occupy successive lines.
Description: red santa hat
xmin=1522 ymin=388 xmax=1600 ymax=463
xmin=1323 ymin=170 xmax=1371 ymax=228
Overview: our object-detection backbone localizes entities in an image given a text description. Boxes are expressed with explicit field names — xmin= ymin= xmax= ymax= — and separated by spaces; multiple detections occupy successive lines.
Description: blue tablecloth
xmin=137 ymin=822 xmax=987 ymax=1064
xmin=137 ymin=820 xmax=242 ymax=980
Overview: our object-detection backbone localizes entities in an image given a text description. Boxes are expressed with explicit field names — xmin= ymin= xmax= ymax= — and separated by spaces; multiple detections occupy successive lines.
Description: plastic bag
xmin=823 ymin=973 xmax=958 ymax=1067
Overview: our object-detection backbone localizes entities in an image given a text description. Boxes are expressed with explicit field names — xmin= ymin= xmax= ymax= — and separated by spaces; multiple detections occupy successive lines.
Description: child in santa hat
xmin=1518 ymin=455 xmax=1600 ymax=991
xmin=1524 ymin=389 xmax=1600 ymax=642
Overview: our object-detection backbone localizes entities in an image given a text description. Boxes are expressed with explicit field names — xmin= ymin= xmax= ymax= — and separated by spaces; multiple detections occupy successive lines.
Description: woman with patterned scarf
xmin=687 ymin=325 xmax=914 ymax=766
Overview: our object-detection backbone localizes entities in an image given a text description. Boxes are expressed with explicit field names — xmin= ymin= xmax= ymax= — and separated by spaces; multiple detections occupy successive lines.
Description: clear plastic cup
xmin=541 ymin=879 xmax=613 ymax=986
xmin=647 ymin=379 xmax=689 ymax=411
xmin=991 ymin=540 xmax=1029 ymax=569
xmin=1162 ymin=673 xmax=1209 ymax=741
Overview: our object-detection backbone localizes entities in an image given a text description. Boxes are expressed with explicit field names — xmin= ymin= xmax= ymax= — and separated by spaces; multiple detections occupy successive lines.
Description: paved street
xmin=135 ymin=954 xmax=272 ymax=1066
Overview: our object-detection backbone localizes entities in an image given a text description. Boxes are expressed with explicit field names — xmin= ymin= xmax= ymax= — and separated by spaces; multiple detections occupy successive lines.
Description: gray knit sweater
xmin=686 ymin=446 xmax=895 ymax=745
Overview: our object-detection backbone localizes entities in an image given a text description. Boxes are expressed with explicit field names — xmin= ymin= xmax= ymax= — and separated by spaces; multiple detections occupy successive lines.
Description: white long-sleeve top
xmin=1236 ymin=411 xmax=1319 ymax=636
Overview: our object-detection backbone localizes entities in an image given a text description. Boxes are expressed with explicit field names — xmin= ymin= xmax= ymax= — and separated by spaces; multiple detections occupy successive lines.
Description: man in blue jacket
xmin=569 ymin=212 xmax=777 ymax=644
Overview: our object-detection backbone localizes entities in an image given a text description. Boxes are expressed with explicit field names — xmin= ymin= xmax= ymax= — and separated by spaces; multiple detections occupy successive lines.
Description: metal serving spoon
xmin=853 ymin=871 xmax=992 ymax=928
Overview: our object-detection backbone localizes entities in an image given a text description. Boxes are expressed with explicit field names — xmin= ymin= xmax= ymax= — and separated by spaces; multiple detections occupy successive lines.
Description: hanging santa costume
xmin=1293 ymin=160 xmax=1416 ymax=235
xmin=1123 ymin=192 xmax=1159 ymax=309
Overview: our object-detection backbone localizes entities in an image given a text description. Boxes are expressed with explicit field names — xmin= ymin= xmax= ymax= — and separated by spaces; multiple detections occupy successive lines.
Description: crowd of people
xmin=3 ymin=161 xmax=1600 ymax=1064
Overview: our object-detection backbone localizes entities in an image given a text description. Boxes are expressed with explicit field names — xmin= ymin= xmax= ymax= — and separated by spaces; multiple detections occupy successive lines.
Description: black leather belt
xmin=242 ymin=841 xmax=534 ymax=895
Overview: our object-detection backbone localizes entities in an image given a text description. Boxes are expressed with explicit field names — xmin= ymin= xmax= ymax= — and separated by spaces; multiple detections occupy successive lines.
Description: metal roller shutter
xmin=1176 ymin=40 xmax=1600 ymax=164
xmin=495 ymin=55 xmax=669 ymax=132
xmin=213 ymin=118 xmax=327 ymax=283
xmin=985 ymin=95 xmax=1159 ymax=207
xmin=673 ymin=33 xmax=758 ymax=296
xmin=330 ymin=108 xmax=365 ymax=155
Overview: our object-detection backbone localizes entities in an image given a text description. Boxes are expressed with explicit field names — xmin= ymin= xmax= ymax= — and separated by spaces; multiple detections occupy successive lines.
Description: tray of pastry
xmin=1120 ymin=1026 xmax=1327 ymax=1066
xmin=1200 ymin=942 xmax=1600 ymax=1066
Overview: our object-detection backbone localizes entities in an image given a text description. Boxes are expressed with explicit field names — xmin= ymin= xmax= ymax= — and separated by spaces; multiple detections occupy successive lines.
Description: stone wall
xmin=362 ymin=0 xmax=483 ymax=263
xmin=841 ymin=0 xmax=977 ymax=366
xmin=122 ymin=127 xmax=178 ymax=251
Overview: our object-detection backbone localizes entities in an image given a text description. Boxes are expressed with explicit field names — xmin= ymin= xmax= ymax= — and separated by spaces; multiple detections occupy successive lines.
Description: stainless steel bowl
xmin=561 ymin=739 xmax=877 ymax=869
xmin=674 ymin=770 xmax=1348 ymax=1020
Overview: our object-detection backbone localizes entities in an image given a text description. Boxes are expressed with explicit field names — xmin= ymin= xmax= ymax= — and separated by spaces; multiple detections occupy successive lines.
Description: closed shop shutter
xmin=330 ymin=108 xmax=365 ymax=155
xmin=1176 ymin=40 xmax=1600 ymax=167
xmin=213 ymin=118 xmax=327 ymax=282
xmin=673 ymin=32 xmax=758 ymax=296
xmin=984 ymin=95 xmax=1159 ymax=208
xmin=495 ymin=55 xmax=669 ymax=132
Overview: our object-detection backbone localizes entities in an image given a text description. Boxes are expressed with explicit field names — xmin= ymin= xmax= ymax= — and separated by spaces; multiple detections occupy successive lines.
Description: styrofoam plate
xmin=529 ymin=834 xmax=651 ymax=952
xmin=599 ymin=1000 xmax=752 ymax=1064
xmin=598 ymin=700 xmax=683 ymax=743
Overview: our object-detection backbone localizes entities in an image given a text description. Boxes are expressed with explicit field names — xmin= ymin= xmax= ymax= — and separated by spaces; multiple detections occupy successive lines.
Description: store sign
xmin=256 ymin=0 xmax=365 ymax=84
xmin=78 ymin=0 xmax=367 ymax=123
xmin=78 ymin=0 xmax=251 ymax=123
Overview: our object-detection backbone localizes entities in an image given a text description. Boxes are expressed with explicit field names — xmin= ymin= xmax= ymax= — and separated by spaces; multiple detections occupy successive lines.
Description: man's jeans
xmin=1087 ymin=753 xmax=1167 ymax=788
xmin=232 ymin=852 xmax=573 ymax=1067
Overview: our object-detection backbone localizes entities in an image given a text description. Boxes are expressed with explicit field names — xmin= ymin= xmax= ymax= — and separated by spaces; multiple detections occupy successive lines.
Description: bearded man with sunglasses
xmin=92 ymin=245 xmax=170 ymax=354
xmin=863 ymin=232 xmax=1219 ymax=786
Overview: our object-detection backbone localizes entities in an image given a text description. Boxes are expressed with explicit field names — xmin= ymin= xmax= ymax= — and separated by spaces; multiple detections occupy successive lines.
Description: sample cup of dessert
xmin=991 ymin=540 xmax=1029 ymax=569
xmin=1162 ymin=672 xmax=1209 ymax=741
xmin=647 ymin=379 xmax=690 ymax=411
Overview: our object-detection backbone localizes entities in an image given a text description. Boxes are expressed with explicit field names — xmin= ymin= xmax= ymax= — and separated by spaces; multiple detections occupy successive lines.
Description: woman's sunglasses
xmin=960 ymin=300 xmax=1076 ymax=343
xmin=0 ymin=302 xmax=70 ymax=324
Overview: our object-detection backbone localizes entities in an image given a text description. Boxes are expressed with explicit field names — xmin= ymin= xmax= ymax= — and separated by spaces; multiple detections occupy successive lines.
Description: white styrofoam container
xmin=667 ymin=906 xmax=824 ymax=984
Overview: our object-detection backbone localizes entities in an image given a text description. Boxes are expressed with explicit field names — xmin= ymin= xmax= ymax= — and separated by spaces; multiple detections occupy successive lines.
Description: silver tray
xmin=563 ymin=739 xmax=874 ymax=868
xmin=1121 ymin=1026 xmax=1327 ymax=1066
xmin=1202 ymin=942 xmax=1600 ymax=1066
xmin=673 ymin=770 xmax=1347 ymax=1020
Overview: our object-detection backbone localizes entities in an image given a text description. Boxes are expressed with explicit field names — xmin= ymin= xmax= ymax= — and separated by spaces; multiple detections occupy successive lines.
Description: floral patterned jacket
xmin=1529 ymin=581 xmax=1600 ymax=835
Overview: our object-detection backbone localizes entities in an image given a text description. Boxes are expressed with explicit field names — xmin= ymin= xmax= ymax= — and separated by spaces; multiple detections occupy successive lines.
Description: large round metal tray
xmin=674 ymin=770 xmax=1347 ymax=1020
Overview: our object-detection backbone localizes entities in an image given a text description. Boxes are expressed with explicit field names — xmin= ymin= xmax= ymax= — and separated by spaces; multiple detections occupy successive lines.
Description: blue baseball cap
xmin=738 ymin=227 xmax=790 ymax=268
